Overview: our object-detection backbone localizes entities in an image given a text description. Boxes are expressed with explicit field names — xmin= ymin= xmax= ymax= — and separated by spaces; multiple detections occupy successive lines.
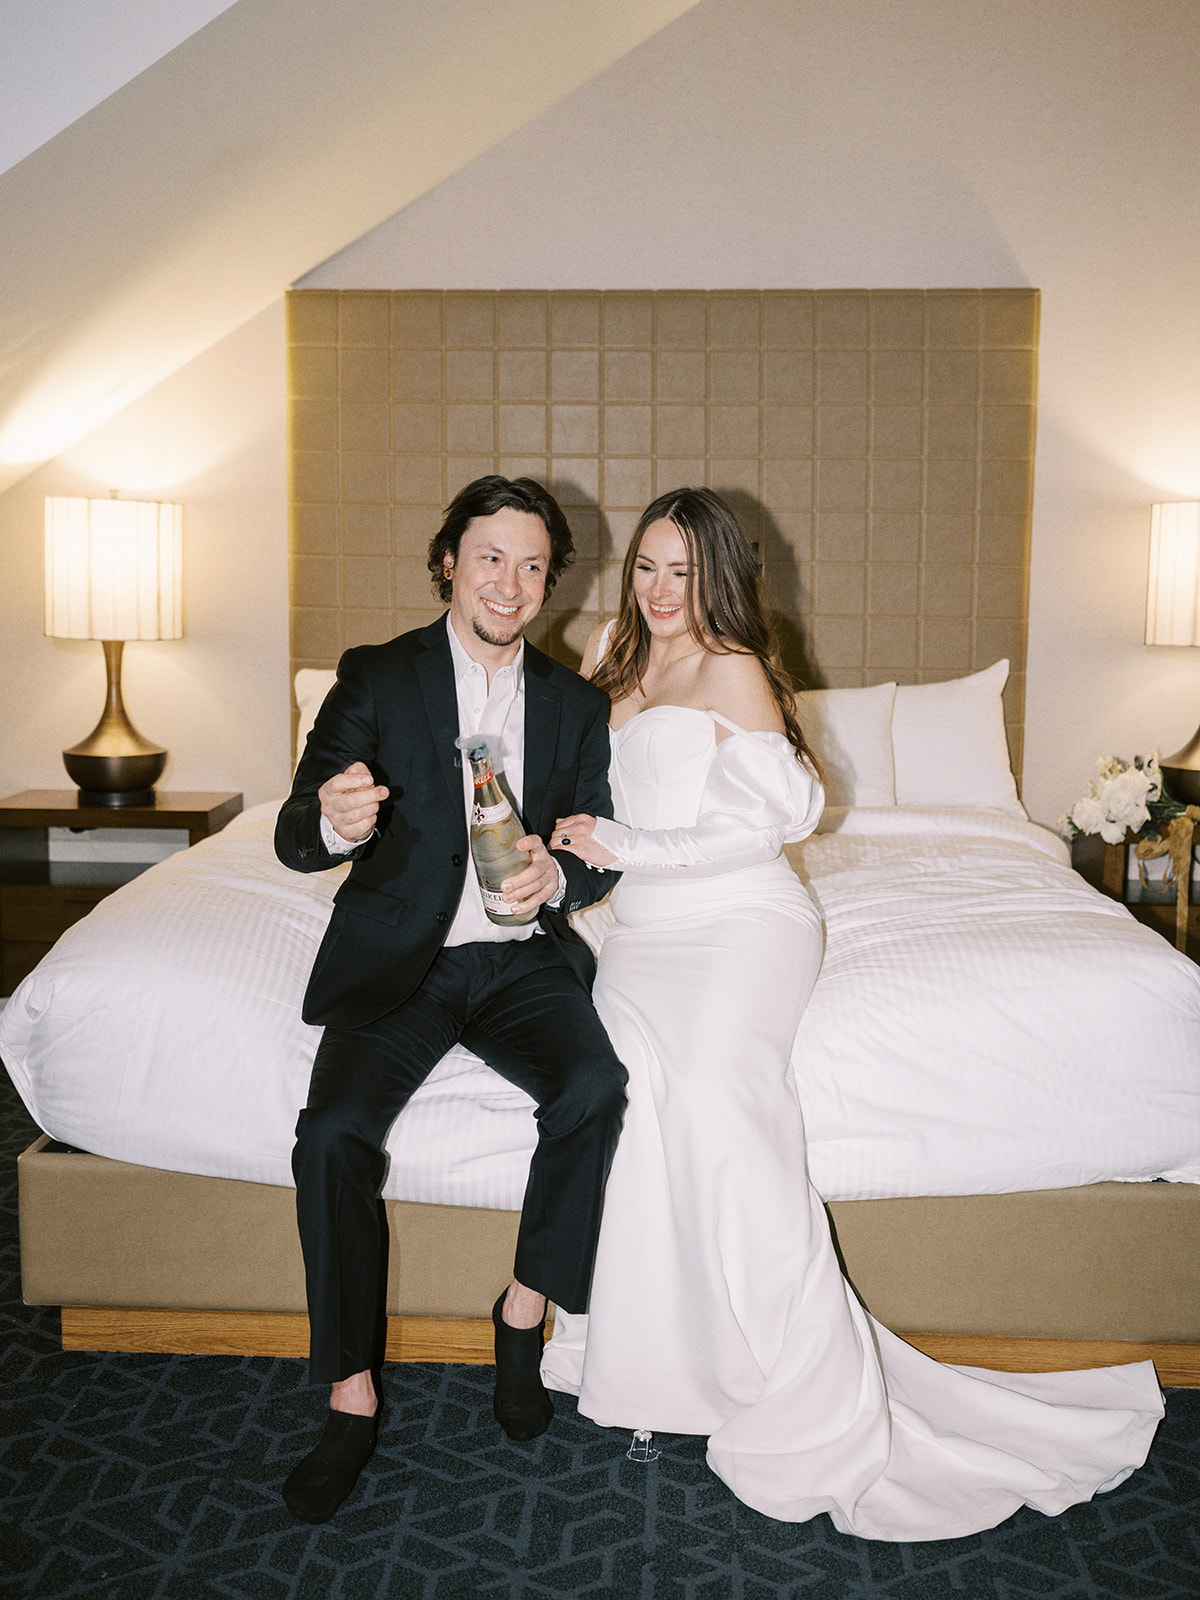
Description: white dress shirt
xmin=443 ymin=615 xmax=538 ymax=945
xmin=321 ymin=614 xmax=563 ymax=942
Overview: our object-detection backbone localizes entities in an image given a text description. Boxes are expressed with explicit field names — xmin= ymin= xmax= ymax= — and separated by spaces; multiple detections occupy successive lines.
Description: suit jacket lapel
xmin=522 ymin=647 xmax=561 ymax=832
xmin=413 ymin=618 xmax=463 ymax=810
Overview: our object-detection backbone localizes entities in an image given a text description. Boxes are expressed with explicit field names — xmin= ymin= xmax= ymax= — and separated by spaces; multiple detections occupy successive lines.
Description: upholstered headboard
xmin=286 ymin=288 xmax=1036 ymax=780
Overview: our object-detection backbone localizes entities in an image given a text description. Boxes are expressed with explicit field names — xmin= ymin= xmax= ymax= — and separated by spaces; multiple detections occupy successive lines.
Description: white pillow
xmin=795 ymin=682 xmax=897 ymax=808
xmin=891 ymin=660 xmax=1025 ymax=817
xmin=294 ymin=669 xmax=337 ymax=768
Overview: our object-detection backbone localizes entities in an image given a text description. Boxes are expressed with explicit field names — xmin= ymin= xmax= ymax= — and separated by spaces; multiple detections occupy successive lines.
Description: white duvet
xmin=2 ymin=801 xmax=1198 ymax=1205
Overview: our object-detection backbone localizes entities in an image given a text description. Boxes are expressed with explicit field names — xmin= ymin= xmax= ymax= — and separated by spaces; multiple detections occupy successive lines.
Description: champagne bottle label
xmin=455 ymin=733 xmax=537 ymax=926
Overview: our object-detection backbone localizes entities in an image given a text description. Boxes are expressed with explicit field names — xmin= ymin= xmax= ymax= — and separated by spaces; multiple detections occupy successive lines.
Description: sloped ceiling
xmin=0 ymin=0 xmax=701 ymax=496
xmin=0 ymin=0 xmax=239 ymax=172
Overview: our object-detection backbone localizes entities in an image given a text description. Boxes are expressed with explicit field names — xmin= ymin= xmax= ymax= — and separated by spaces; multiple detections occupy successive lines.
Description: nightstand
xmin=1071 ymin=809 xmax=1200 ymax=963
xmin=0 ymin=790 xmax=243 ymax=995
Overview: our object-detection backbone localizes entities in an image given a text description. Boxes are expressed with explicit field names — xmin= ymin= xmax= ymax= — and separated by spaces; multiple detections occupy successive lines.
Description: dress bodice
xmin=609 ymin=707 xmax=721 ymax=832
xmin=589 ymin=610 xmax=824 ymax=878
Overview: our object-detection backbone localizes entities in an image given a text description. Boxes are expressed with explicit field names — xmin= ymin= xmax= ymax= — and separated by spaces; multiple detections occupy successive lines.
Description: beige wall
xmin=2 ymin=0 xmax=1197 ymax=823
xmin=289 ymin=287 xmax=1037 ymax=776
xmin=0 ymin=302 xmax=289 ymax=808
xmin=302 ymin=0 xmax=1200 ymax=827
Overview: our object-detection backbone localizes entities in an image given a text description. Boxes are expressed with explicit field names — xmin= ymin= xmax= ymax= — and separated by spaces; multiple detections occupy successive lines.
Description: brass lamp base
xmin=62 ymin=640 xmax=168 ymax=808
xmin=61 ymin=762 xmax=166 ymax=809
xmin=1162 ymin=720 xmax=1200 ymax=809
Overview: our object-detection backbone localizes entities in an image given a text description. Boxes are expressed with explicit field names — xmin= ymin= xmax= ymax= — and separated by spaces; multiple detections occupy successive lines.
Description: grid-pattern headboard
xmin=287 ymin=288 xmax=1036 ymax=778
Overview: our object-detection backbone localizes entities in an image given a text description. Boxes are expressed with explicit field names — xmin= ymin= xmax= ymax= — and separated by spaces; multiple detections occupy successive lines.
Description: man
xmin=274 ymin=476 xmax=626 ymax=1523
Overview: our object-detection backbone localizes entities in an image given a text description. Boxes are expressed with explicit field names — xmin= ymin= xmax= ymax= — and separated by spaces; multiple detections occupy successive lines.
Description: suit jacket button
xmin=436 ymin=912 xmax=449 ymax=925
xmin=451 ymin=854 xmax=464 ymax=867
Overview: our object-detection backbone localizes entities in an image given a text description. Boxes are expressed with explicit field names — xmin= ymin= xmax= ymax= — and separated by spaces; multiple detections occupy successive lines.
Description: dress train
xmin=541 ymin=708 xmax=1163 ymax=1541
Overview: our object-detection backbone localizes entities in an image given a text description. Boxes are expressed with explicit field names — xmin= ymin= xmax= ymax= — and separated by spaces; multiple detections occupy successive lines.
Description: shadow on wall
xmin=533 ymin=480 xmax=822 ymax=695
xmin=525 ymin=476 xmax=606 ymax=672
xmin=717 ymin=485 xmax=823 ymax=693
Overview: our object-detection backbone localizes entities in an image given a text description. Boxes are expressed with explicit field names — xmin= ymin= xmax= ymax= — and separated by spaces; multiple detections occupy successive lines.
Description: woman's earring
xmin=443 ymin=565 xmax=453 ymax=580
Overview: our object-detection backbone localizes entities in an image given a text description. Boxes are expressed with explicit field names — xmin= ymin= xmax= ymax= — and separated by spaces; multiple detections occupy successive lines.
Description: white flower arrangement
xmin=1058 ymin=754 xmax=1183 ymax=845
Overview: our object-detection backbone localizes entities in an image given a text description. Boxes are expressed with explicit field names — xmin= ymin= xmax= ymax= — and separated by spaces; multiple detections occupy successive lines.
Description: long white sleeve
xmin=591 ymin=728 xmax=824 ymax=877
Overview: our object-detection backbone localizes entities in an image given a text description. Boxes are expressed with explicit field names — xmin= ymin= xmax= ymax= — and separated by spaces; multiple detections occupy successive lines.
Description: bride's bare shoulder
xmin=581 ymin=619 xmax=612 ymax=679
xmin=698 ymin=649 xmax=784 ymax=734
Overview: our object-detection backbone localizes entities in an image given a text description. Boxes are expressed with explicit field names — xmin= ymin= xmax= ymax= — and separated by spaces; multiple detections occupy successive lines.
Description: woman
xmin=539 ymin=487 xmax=1163 ymax=1541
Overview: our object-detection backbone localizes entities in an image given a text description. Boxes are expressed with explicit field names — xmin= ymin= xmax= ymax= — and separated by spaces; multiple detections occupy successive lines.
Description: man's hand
xmin=501 ymin=835 xmax=561 ymax=915
xmin=319 ymin=762 xmax=389 ymax=844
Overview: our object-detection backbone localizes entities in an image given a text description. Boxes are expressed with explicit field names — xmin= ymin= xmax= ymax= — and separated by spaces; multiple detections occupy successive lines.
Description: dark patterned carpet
xmin=2 ymin=1066 xmax=1199 ymax=1599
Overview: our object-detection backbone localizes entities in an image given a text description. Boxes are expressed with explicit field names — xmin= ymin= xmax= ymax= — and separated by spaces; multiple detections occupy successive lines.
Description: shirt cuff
xmin=545 ymin=858 xmax=568 ymax=908
xmin=320 ymin=813 xmax=368 ymax=856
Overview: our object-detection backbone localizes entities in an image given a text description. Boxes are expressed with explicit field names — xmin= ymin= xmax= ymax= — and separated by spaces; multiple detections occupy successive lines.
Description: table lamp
xmin=1145 ymin=500 xmax=1200 ymax=805
xmin=44 ymin=495 xmax=183 ymax=807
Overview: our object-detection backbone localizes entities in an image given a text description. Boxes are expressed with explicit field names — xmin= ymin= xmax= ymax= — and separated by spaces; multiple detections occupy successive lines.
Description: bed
xmin=6 ymin=658 xmax=1200 ymax=1383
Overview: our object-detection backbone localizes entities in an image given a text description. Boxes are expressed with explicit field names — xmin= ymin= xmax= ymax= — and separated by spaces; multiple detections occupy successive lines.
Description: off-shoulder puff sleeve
xmin=589 ymin=727 xmax=825 ymax=877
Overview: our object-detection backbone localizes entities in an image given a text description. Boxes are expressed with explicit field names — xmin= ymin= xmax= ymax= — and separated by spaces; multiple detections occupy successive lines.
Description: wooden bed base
xmin=59 ymin=1305 xmax=1200 ymax=1387
xmin=23 ymin=1139 xmax=1200 ymax=1393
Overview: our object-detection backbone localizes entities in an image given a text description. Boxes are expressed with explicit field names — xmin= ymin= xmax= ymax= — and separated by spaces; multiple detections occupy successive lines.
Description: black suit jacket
xmin=275 ymin=618 xmax=615 ymax=1029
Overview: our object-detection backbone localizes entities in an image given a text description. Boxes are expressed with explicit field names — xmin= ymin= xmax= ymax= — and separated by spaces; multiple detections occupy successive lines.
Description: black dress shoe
xmin=282 ymin=1408 xmax=379 ymax=1523
xmin=492 ymin=1292 xmax=554 ymax=1441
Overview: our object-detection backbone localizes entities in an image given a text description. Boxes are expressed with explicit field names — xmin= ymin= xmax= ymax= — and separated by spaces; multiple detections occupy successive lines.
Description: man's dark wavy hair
xmin=427 ymin=476 xmax=576 ymax=603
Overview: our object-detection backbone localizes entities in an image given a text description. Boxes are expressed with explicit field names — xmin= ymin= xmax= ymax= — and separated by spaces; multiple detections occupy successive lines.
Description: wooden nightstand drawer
xmin=0 ymin=789 xmax=242 ymax=998
xmin=1124 ymin=900 xmax=1200 ymax=962
xmin=3 ymin=940 xmax=57 ymax=996
xmin=0 ymin=883 xmax=115 ymax=943
xmin=0 ymin=883 xmax=119 ymax=993
xmin=1071 ymin=820 xmax=1200 ymax=965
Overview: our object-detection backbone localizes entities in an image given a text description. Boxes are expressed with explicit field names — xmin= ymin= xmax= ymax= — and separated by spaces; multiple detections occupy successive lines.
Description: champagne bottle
xmin=455 ymin=735 xmax=537 ymax=926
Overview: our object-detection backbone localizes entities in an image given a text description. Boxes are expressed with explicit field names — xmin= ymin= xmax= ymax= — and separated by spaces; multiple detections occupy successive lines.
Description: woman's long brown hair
xmin=592 ymin=487 xmax=822 ymax=779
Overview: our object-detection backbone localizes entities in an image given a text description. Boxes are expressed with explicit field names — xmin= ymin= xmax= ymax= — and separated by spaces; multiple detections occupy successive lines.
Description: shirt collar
xmin=445 ymin=612 xmax=524 ymax=689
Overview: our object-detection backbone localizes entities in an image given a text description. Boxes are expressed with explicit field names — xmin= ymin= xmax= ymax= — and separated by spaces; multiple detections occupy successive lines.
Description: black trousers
xmin=293 ymin=937 xmax=628 ymax=1384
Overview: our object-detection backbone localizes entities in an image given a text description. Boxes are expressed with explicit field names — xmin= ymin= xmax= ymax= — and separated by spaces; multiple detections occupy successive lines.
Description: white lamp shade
xmin=45 ymin=497 xmax=183 ymax=641
xmin=1145 ymin=502 xmax=1200 ymax=647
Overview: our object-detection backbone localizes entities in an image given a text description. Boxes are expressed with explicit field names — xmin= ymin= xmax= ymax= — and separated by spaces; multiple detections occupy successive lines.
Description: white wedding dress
xmin=541 ymin=703 xmax=1165 ymax=1542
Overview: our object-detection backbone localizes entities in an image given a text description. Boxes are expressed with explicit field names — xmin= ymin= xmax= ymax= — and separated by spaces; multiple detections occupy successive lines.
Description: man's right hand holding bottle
xmin=319 ymin=761 xmax=389 ymax=843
